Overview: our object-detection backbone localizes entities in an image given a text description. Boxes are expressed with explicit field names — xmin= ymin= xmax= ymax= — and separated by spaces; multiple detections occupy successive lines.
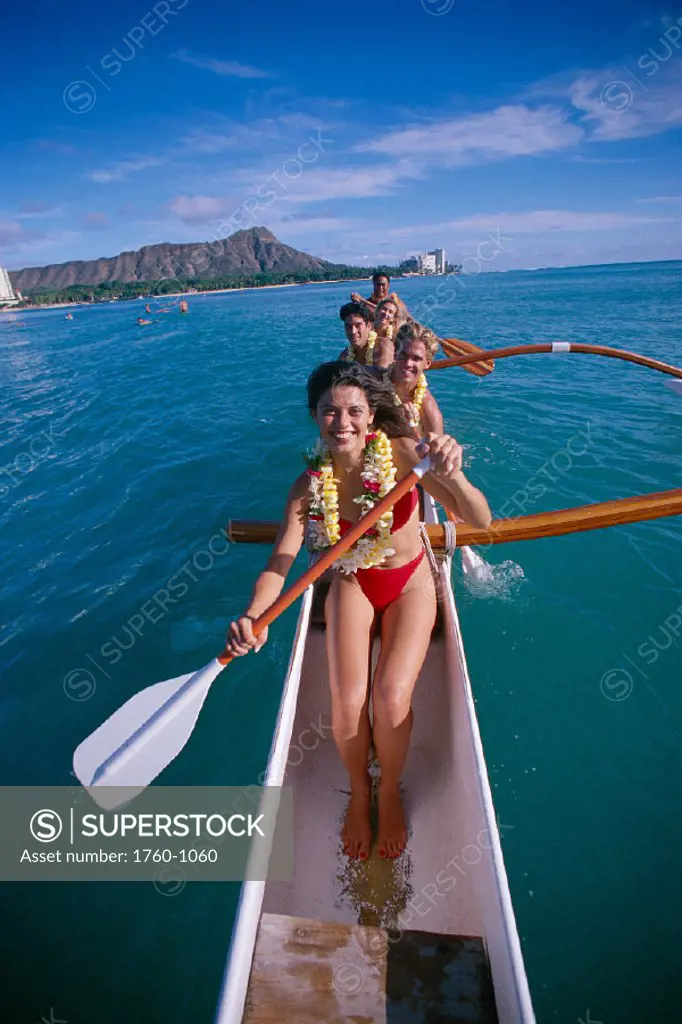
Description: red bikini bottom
xmin=353 ymin=550 xmax=425 ymax=613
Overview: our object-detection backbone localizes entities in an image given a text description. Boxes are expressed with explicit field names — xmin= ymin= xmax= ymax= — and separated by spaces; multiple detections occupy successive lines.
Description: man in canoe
xmin=391 ymin=322 xmax=444 ymax=437
xmin=338 ymin=301 xmax=395 ymax=369
xmin=350 ymin=272 xmax=392 ymax=312
xmin=225 ymin=362 xmax=491 ymax=861
xmin=338 ymin=301 xmax=377 ymax=364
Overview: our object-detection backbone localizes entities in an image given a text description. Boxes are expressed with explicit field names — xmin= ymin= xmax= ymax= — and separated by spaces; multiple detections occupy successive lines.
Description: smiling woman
xmin=225 ymin=360 xmax=491 ymax=861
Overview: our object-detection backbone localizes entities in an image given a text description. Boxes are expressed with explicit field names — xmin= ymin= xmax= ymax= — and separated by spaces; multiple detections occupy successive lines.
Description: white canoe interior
xmin=215 ymin=497 xmax=535 ymax=1024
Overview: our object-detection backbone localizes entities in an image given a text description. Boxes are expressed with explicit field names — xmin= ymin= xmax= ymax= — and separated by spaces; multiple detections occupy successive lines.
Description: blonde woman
xmin=372 ymin=296 xmax=404 ymax=367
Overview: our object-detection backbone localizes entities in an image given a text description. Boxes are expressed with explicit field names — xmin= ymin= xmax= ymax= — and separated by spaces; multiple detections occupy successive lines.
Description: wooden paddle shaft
xmin=430 ymin=342 xmax=682 ymax=378
xmin=228 ymin=487 xmax=682 ymax=550
xmin=217 ymin=464 xmax=428 ymax=663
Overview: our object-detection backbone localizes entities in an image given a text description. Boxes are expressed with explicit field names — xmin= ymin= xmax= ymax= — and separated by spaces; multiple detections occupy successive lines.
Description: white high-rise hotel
xmin=0 ymin=265 xmax=18 ymax=304
xmin=417 ymin=248 xmax=446 ymax=274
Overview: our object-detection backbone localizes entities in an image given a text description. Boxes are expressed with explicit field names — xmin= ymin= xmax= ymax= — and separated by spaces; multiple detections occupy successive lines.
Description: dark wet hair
xmin=306 ymin=361 xmax=413 ymax=438
xmin=339 ymin=301 xmax=372 ymax=324
xmin=372 ymin=272 xmax=390 ymax=285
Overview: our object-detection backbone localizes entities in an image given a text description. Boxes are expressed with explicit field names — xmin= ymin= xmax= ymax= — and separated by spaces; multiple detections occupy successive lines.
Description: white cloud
xmin=318 ymin=208 xmax=676 ymax=264
xmin=234 ymin=160 xmax=422 ymax=202
xmin=360 ymin=104 xmax=583 ymax=164
xmin=86 ymin=156 xmax=163 ymax=183
xmin=570 ymin=62 xmax=682 ymax=142
xmin=83 ymin=212 xmax=111 ymax=231
xmin=0 ymin=220 xmax=24 ymax=247
xmin=172 ymin=49 xmax=271 ymax=78
xmin=181 ymin=113 xmax=337 ymax=155
xmin=269 ymin=215 xmax=354 ymax=235
xmin=442 ymin=209 xmax=672 ymax=234
xmin=17 ymin=202 xmax=63 ymax=218
xmin=168 ymin=195 xmax=235 ymax=222
xmin=168 ymin=161 xmax=422 ymax=224
xmin=0 ymin=222 xmax=82 ymax=263
xmin=636 ymin=195 xmax=682 ymax=204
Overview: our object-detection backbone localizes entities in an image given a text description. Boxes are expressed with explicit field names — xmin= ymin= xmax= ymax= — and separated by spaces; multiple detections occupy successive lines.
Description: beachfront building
xmin=432 ymin=248 xmax=446 ymax=274
xmin=418 ymin=252 xmax=437 ymax=274
xmin=416 ymin=248 xmax=446 ymax=275
xmin=0 ymin=266 xmax=19 ymax=306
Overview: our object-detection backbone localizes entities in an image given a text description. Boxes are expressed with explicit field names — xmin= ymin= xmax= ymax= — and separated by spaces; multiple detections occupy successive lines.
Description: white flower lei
xmin=394 ymin=372 xmax=428 ymax=429
xmin=304 ymin=430 xmax=397 ymax=573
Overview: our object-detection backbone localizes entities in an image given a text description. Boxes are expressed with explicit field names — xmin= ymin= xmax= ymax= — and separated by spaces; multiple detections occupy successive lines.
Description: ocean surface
xmin=1 ymin=261 xmax=681 ymax=1023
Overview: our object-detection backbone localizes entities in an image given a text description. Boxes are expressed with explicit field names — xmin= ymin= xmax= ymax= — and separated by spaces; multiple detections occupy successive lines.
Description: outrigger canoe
xmin=69 ymin=340 xmax=682 ymax=1023
xmin=215 ymin=493 xmax=536 ymax=1024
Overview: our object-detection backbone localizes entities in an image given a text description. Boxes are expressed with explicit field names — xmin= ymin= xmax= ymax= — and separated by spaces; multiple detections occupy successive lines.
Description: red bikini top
xmin=338 ymin=486 xmax=419 ymax=535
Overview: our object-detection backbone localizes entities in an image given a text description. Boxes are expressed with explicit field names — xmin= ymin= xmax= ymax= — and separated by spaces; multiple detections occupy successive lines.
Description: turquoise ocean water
xmin=1 ymin=262 xmax=681 ymax=1023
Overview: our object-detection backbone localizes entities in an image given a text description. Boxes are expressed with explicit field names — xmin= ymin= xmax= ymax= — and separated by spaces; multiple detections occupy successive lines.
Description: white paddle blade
xmin=665 ymin=380 xmax=682 ymax=395
xmin=73 ymin=658 xmax=224 ymax=809
xmin=461 ymin=545 xmax=495 ymax=583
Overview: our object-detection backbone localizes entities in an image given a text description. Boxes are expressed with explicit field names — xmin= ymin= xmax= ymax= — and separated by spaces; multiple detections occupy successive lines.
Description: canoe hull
xmin=215 ymin=499 xmax=534 ymax=1022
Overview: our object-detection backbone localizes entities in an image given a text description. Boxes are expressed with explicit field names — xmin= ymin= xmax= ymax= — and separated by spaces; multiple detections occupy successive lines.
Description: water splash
xmin=459 ymin=550 xmax=525 ymax=600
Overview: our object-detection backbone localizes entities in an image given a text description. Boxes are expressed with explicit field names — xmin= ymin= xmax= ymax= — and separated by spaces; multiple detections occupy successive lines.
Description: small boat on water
xmin=215 ymin=494 xmax=535 ymax=1024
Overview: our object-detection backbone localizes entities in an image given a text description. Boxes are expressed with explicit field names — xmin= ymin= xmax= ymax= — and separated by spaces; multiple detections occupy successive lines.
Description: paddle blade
xmin=439 ymin=337 xmax=495 ymax=376
xmin=460 ymin=545 xmax=495 ymax=583
xmin=73 ymin=659 xmax=224 ymax=809
xmin=665 ymin=380 xmax=682 ymax=395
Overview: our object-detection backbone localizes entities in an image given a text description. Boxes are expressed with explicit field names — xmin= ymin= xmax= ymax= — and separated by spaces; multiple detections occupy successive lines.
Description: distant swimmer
xmin=65 ymin=313 xmax=74 ymax=320
xmin=145 ymin=304 xmax=151 ymax=314
xmin=137 ymin=317 xmax=152 ymax=325
xmin=179 ymin=299 xmax=188 ymax=313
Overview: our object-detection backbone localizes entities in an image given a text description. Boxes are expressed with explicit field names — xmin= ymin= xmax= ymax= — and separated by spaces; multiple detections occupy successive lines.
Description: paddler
xmin=338 ymin=301 xmax=380 ymax=366
xmin=391 ymin=323 xmax=443 ymax=437
xmin=225 ymin=361 xmax=491 ymax=862
xmin=351 ymin=271 xmax=410 ymax=325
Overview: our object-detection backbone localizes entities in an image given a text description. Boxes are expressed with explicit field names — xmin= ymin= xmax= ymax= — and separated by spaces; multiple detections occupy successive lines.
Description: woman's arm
xmin=225 ymin=472 xmax=308 ymax=656
xmin=393 ymin=435 xmax=491 ymax=529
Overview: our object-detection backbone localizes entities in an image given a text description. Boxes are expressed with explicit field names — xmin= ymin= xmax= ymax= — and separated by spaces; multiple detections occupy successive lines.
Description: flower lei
xmin=346 ymin=329 xmax=377 ymax=364
xmin=394 ymin=372 xmax=428 ymax=429
xmin=304 ymin=430 xmax=397 ymax=573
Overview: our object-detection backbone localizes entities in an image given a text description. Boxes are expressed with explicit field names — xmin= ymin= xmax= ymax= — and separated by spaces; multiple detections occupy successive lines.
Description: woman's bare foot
xmin=377 ymin=782 xmax=407 ymax=859
xmin=342 ymin=776 xmax=372 ymax=860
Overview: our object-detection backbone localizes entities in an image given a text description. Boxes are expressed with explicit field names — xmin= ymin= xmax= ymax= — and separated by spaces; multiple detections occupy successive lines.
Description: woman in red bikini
xmin=225 ymin=362 xmax=491 ymax=862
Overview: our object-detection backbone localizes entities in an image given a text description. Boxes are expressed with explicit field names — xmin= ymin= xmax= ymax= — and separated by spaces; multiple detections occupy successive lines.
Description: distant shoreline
xmin=4 ymin=258 xmax=680 ymax=315
xmin=1 ymin=275 xmax=378 ymax=313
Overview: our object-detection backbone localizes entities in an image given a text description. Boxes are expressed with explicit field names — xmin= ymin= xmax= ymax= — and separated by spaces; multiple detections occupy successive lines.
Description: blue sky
xmin=1 ymin=0 xmax=681 ymax=271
